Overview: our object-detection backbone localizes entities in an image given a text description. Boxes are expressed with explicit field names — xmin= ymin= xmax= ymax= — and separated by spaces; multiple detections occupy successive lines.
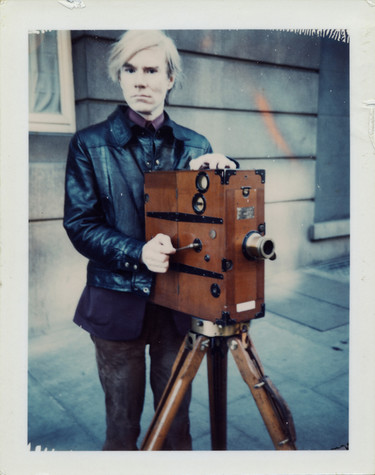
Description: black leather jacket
xmin=63 ymin=106 xmax=213 ymax=297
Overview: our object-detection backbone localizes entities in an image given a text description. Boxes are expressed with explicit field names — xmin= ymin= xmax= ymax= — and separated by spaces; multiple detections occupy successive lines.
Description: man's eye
xmin=123 ymin=66 xmax=135 ymax=73
xmin=146 ymin=68 xmax=158 ymax=74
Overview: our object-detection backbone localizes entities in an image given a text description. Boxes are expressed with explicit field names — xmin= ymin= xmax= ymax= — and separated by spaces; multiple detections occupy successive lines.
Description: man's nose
xmin=134 ymin=71 xmax=147 ymax=87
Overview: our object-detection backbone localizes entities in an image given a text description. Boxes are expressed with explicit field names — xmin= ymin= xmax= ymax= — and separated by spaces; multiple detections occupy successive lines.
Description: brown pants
xmin=91 ymin=304 xmax=192 ymax=450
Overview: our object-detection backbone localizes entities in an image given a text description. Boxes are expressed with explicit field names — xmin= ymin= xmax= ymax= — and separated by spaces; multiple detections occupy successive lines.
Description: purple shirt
xmin=127 ymin=108 xmax=165 ymax=131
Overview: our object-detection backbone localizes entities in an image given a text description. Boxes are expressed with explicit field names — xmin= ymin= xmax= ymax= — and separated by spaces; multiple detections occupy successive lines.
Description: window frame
xmin=29 ymin=30 xmax=76 ymax=134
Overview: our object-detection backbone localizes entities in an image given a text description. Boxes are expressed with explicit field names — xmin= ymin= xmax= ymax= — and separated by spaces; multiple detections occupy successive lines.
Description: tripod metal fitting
xmin=191 ymin=317 xmax=249 ymax=338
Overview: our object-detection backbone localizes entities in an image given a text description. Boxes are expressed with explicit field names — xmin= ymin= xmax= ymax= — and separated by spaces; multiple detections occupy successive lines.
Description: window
xmin=29 ymin=30 xmax=75 ymax=133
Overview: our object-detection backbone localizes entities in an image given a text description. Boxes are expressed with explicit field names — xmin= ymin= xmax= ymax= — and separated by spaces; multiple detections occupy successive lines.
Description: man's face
xmin=119 ymin=46 xmax=174 ymax=120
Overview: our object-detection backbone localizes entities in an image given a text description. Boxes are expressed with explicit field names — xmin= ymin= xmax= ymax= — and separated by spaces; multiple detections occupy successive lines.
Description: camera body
xmin=144 ymin=169 xmax=274 ymax=325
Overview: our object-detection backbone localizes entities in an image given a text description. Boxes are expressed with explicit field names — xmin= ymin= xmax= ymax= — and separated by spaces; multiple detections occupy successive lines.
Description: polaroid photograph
xmin=1 ymin=1 xmax=375 ymax=474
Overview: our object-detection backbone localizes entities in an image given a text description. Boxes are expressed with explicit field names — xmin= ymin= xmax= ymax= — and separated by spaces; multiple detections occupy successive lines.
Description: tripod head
xmin=144 ymin=169 xmax=275 ymax=325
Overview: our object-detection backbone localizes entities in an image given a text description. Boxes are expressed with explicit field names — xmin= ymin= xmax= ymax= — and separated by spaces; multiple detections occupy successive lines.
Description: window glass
xmin=29 ymin=31 xmax=61 ymax=115
xmin=29 ymin=30 xmax=75 ymax=133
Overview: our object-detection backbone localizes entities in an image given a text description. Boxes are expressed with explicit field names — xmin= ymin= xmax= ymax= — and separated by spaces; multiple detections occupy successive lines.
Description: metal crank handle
xmin=175 ymin=242 xmax=200 ymax=252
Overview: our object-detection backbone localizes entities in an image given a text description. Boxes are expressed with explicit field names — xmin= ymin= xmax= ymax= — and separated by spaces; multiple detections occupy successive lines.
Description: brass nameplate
xmin=237 ymin=206 xmax=255 ymax=220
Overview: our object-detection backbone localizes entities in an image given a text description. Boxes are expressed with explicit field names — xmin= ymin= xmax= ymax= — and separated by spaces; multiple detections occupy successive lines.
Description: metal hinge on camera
xmin=215 ymin=169 xmax=237 ymax=184
xmin=255 ymin=169 xmax=266 ymax=183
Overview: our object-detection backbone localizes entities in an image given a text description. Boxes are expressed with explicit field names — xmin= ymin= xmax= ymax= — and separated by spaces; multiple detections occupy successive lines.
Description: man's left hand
xmin=189 ymin=153 xmax=236 ymax=170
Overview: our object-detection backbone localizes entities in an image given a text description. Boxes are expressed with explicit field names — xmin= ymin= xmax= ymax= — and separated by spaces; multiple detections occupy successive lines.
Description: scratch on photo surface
xmin=364 ymin=100 xmax=375 ymax=150
xmin=27 ymin=443 xmax=55 ymax=452
xmin=58 ymin=0 xmax=85 ymax=9
xmin=281 ymin=28 xmax=349 ymax=43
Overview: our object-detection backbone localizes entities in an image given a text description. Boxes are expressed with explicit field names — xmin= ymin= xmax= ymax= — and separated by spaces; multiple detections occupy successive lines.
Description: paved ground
xmin=28 ymin=257 xmax=350 ymax=455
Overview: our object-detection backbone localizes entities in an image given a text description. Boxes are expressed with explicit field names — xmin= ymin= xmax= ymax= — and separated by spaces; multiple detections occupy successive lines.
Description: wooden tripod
xmin=141 ymin=320 xmax=297 ymax=451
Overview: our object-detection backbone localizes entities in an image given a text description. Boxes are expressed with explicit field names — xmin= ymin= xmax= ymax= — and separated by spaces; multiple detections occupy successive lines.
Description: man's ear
xmin=167 ymin=75 xmax=175 ymax=90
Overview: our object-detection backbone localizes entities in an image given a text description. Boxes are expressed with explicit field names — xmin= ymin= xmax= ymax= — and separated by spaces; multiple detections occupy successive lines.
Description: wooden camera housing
xmin=144 ymin=169 xmax=275 ymax=325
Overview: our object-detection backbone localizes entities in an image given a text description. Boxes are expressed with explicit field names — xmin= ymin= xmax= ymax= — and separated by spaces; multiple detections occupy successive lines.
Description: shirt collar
xmin=108 ymin=106 xmax=193 ymax=146
xmin=127 ymin=108 xmax=165 ymax=131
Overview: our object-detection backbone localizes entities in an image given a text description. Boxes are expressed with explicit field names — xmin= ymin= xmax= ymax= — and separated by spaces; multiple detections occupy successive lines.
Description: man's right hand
xmin=141 ymin=233 xmax=176 ymax=273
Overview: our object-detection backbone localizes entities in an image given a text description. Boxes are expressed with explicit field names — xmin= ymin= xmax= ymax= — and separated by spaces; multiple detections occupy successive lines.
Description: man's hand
xmin=141 ymin=233 xmax=176 ymax=273
xmin=189 ymin=153 xmax=236 ymax=170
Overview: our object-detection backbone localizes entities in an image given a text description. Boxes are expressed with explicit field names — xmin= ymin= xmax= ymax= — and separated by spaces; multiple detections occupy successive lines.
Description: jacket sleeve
xmin=63 ymin=132 xmax=144 ymax=272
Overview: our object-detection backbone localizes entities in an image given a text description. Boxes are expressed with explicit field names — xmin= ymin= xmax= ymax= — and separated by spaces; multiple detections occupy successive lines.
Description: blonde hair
xmin=108 ymin=30 xmax=182 ymax=88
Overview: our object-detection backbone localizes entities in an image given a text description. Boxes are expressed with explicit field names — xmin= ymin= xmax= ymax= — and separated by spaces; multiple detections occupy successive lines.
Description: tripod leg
xmin=229 ymin=335 xmax=297 ymax=450
xmin=207 ymin=337 xmax=228 ymax=450
xmin=141 ymin=332 xmax=209 ymax=451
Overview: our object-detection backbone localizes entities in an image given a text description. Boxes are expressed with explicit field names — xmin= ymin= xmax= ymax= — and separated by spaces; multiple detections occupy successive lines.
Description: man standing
xmin=64 ymin=30 xmax=235 ymax=451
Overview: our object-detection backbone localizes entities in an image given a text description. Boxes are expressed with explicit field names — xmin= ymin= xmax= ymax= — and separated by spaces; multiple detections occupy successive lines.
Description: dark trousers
xmin=91 ymin=304 xmax=192 ymax=450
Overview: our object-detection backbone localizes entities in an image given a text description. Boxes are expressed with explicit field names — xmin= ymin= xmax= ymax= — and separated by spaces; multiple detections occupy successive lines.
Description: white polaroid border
xmin=1 ymin=1 xmax=375 ymax=474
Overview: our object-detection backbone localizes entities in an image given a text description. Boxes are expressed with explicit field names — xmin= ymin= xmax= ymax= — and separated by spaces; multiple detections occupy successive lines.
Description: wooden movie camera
xmin=144 ymin=168 xmax=275 ymax=325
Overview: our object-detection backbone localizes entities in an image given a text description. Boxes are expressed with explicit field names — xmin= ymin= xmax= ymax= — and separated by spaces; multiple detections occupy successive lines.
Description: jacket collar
xmin=108 ymin=105 xmax=193 ymax=146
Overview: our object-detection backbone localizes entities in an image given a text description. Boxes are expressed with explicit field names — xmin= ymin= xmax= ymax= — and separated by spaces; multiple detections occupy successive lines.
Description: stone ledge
xmin=309 ymin=219 xmax=350 ymax=241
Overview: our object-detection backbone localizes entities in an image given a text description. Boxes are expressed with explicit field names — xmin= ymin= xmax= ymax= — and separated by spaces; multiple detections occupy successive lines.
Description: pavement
xmin=28 ymin=256 xmax=349 ymax=454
